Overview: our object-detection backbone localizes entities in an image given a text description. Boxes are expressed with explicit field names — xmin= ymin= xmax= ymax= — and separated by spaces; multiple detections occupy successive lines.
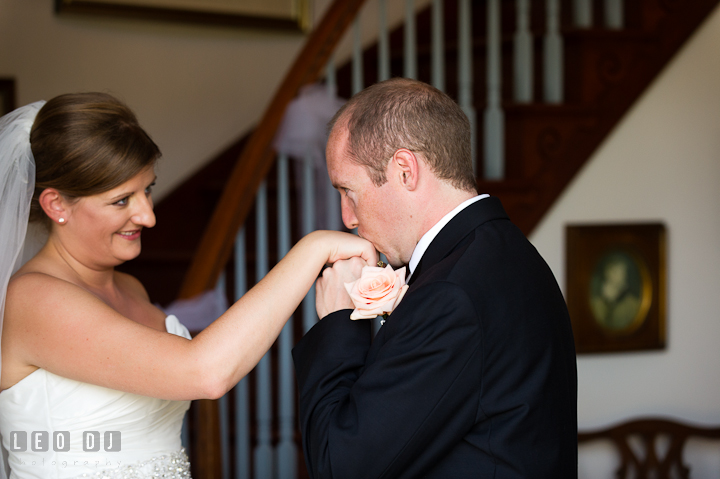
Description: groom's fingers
xmin=327 ymin=257 xmax=366 ymax=284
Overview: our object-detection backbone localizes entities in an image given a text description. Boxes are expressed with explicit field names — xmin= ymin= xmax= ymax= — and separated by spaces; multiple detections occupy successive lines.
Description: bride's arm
xmin=3 ymin=230 xmax=377 ymax=400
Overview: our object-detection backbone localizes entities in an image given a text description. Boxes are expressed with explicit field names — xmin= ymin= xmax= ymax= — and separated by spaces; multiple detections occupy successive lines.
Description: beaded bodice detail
xmin=72 ymin=449 xmax=190 ymax=479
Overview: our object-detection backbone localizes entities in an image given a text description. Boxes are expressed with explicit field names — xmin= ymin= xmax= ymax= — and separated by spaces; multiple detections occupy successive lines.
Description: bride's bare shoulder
xmin=7 ymin=270 xmax=93 ymax=307
xmin=10 ymin=249 xmax=61 ymax=280
xmin=114 ymin=271 xmax=151 ymax=302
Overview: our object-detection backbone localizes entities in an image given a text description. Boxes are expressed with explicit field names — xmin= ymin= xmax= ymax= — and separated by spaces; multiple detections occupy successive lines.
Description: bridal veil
xmin=0 ymin=100 xmax=46 ymax=479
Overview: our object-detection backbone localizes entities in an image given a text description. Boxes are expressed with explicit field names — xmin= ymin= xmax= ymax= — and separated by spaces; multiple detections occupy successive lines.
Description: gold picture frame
xmin=566 ymin=223 xmax=666 ymax=354
xmin=55 ymin=0 xmax=311 ymax=32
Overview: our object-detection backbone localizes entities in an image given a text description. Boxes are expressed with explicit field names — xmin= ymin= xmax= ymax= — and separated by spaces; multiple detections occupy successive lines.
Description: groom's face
xmin=326 ymin=127 xmax=414 ymax=267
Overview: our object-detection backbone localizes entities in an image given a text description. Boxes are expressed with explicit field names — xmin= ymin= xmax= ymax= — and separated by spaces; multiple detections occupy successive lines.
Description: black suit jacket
xmin=293 ymin=197 xmax=577 ymax=478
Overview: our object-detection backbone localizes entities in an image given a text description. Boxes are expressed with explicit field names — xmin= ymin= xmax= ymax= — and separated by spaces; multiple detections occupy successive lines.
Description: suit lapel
xmin=408 ymin=196 xmax=508 ymax=286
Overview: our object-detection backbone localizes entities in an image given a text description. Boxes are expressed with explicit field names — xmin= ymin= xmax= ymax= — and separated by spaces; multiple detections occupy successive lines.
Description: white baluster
xmin=457 ymin=0 xmax=477 ymax=174
xmin=219 ymin=396 xmax=231 ymax=479
xmin=253 ymin=182 xmax=273 ymax=479
xmin=404 ymin=0 xmax=417 ymax=79
xmin=378 ymin=0 xmax=390 ymax=82
xmin=484 ymin=0 xmax=504 ymax=179
xmin=327 ymin=174 xmax=341 ymax=233
xmin=323 ymin=63 xmax=342 ymax=233
xmin=353 ymin=17 xmax=364 ymax=95
xmin=181 ymin=411 xmax=190 ymax=457
xmin=326 ymin=58 xmax=336 ymax=99
xmin=573 ymin=0 xmax=593 ymax=28
xmin=302 ymin=153 xmax=317 ymax=333
xmin=234 ymin=228 xmax=250 ymax=479
xmin=275 ymin=155 xmax=297 ymax=479
xmin=514 ymin=0 xmax=533 ymax=103
xmin=431 ymin=0 xmax=445 ymax=91
xmin=216 ymin=275 xmax=231 ymax=479
xmin=604 ymin=0 xmax=623 ymax=29
xmin=544 ymin=0 xmax=564 ymax=103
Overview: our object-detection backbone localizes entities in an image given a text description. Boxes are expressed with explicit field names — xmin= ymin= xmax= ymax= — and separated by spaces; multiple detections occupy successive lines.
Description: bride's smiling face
xmin=60 ymin=166 xmax=157 ymax=267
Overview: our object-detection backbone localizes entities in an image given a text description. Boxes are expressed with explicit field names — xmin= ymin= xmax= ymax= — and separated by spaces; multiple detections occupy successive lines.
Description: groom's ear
xmin=390 ymin=148 xmax=419 ymax=191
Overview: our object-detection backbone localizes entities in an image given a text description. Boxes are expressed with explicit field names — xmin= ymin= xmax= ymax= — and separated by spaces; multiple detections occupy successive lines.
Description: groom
xmin=292 ymin=78 xmax=578 ymax=478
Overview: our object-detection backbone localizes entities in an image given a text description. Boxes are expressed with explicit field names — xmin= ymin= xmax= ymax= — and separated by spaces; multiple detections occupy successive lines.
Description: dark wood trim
xmin=0 ymin=78 xmax=16 ymax=115
xmin=55 ymin=0 xmax=309 ymax=32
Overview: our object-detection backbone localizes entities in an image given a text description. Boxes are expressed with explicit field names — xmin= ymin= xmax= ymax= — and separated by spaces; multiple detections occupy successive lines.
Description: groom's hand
xmin=316 ymin=256 xmax=366 ymax=319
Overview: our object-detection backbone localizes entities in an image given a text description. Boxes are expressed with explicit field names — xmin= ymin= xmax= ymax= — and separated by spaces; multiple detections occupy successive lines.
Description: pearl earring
xmin=58 ymin=218 xmax=65 ymax=224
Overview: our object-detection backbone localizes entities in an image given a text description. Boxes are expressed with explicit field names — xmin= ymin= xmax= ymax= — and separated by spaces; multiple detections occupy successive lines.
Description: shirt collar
xmin=407 ymin=194 xmax=489 ymax=280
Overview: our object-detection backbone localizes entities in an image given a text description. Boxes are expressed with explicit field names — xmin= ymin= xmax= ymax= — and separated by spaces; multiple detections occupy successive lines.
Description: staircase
xmin=117 ymin=1 xmax=720 ymax=477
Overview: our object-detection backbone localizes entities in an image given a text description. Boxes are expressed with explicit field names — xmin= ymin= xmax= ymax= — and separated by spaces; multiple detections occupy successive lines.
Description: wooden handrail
xmin=180 ymin=1 xmax=367 ymax=477
xmin=179 ymin=0 xmax=367 ymax=300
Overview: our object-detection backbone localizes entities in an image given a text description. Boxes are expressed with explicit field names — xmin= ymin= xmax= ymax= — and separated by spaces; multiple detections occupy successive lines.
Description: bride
xmin=0 ymin=93 xmax=376 ymax=478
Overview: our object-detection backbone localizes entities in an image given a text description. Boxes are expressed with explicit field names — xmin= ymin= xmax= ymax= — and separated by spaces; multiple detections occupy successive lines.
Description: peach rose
xmin=344 ymin=264 xmax=409 ymax=320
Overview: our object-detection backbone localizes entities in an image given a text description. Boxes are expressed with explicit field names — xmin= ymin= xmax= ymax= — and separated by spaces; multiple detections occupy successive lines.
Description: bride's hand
xmin=308 ymin=230 xmax=378 ymax=266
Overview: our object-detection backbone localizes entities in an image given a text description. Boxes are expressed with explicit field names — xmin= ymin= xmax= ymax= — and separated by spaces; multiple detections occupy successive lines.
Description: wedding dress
xmin=0 ymin=315 xmax=192 ymax=479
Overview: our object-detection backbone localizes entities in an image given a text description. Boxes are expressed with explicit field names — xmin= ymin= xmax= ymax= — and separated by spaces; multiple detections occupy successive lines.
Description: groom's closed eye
xmin=339 ymin=187 xmax=354 ymax=201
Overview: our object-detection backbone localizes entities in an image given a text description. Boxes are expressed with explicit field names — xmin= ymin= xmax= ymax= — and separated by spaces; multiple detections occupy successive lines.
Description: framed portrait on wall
xmin=55 ymin=0 xmax=311 ymax=32
xmin=0 ymin=79 xmax=16 ymax=115
xmin=566 ymin=223 xmax=666 ymax=354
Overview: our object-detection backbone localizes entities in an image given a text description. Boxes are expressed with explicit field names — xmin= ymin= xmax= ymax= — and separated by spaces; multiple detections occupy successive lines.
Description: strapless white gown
xmin=0 ymin=315 xmax=192 ymax=479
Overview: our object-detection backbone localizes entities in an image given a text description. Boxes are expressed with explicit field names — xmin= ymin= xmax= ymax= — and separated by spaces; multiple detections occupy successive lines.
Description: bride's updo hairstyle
xmin=28 ymin=92 xmax=161 ymax=225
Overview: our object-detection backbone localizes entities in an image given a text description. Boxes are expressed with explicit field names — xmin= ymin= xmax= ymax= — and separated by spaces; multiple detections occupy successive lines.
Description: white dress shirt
xmin=406 ymin=194 xmax=489 ymax=282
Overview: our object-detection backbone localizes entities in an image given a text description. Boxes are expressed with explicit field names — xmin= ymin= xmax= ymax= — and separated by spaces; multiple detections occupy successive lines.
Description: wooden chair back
xmin=578 ymin=417 xmax=720 ymax=479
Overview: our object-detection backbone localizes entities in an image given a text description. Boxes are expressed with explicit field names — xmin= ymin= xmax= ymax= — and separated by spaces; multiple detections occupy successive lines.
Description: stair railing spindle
xmin=484 ymin=0 xmax=504 ymax=179
xmin=233 ymin=228 xmax=250 ymax=479
xmin=253 ymin=182 xmax=273 ymax=479
xmin=353 ymin=17 xmax=365 ymax=95
xmin=181 ymin=410 xmax=190 ymax=459
xmin=573 ymin=0 xmax=593 ymax=28
xmin=431 ymin=0 xmax=445 ymax=91
xmin=275 ymin=154 xmax=297 ymax=479
xmin=457 ymin=0 xmax=476 ymax=174
xmin=604 ymin=0 xmax=624 ymax=29
xmin=378 ymin=0 xmax=391 ymax=82
xmin=324 ymin=67 xmax=343 ymax=233
xmin=302 ymin=153 xmax=318 ymax=333
xmin=327 ymin=175 xmax=341 ymax=232
xmin=216 ymin=272 xmax=231 ymax=479
xmin=404 ymin=0 xmax=417 ymax=79
xmin=326 ymin=58 xmax=337 ymax=100
xmin=544 ymin=0 xmax=564 ymax=103
xmin=514 ymin=0 xmax=533 ymax=103
xmin=219 ymin=382 xmax=230 ymax=479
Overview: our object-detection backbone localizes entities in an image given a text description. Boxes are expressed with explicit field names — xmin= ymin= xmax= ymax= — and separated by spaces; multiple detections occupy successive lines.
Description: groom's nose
xmin=341 ymin=197 xmax=358 ymax=230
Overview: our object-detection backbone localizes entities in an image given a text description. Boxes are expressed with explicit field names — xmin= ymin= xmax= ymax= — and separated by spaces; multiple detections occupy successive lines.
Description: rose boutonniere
xmin=344 ymin=262 xmax=409 ymax=321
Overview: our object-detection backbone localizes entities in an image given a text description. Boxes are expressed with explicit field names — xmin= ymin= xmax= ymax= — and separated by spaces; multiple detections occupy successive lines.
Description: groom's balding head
xmin=329 ymin=78 xmax=477 ymax=194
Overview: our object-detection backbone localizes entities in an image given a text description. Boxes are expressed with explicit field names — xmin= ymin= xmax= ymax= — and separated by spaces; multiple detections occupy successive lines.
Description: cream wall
xmin=529 ymin=4 xmax=720 ymax=476
xmin=0 ymin=0 xmax=326 ymax=199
